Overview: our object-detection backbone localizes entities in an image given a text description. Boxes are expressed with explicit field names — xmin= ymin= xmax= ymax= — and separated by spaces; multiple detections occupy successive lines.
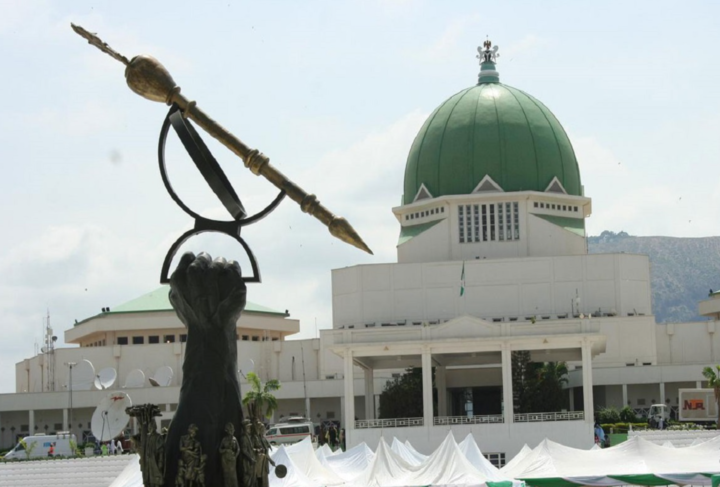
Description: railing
xmin=514 ymin=411 xmax=584 ymax=422
xmin=434 ymin=415 xmax=504 ymax=425
xmin=356 ymin=411 xmax=584 ymax=429
xmin=632 ymin=406 xmax=679 ymax=419
xmin=355 ymin=417 xmax=424 ymax=429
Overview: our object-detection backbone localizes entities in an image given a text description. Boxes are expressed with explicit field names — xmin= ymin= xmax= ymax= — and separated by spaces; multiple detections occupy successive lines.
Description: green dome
xmin=403 ymin=82 xmax=581 ymax=205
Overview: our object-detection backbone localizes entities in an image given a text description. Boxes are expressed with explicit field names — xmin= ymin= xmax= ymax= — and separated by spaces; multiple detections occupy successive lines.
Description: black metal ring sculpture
xmin=157 ymin=104 xmax=286 ymax=283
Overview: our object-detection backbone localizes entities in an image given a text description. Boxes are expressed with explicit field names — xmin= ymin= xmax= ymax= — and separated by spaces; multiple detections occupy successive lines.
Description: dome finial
xmin=477 ymin=39 xmax=500 ymax=84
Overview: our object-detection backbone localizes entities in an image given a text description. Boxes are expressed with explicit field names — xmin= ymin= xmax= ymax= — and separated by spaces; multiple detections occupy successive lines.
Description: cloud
xmin=20 ymin=100 xmax=128 ymax=137
xmin=0 ymin=109 xmax=426 ymax=391
xmin=501 ymin=34 xmax=546 ymax=60
xmin=422 ymin=14 xmax=482 ymax=61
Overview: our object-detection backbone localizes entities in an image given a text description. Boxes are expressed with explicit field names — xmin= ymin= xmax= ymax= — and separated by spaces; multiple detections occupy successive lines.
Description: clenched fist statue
xmin=164 ymin=252 xmax=246 ymax=487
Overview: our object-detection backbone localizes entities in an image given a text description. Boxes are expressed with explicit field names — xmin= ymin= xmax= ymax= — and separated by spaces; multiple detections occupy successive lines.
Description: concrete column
xmin=436 ymin=366 xmax=447 ymax=417
xmin=622 ymin=384 xmax=628 ymax=407
xmin=501 ymin=346 xmax=514 ymax=424
xmin=340 ymin=396 xmax=345 ymax=429
xmin=305 ymin=397 xmax=311 ymax=421
xmin=697 ymin=381 xmax=703 ymax=389
xmin=569 ymin=388 xmax=575 ymax=411
xmin=582 ymin=341 xmax=594 ymax=423
xmin=29 ymin=410 xmax=35 ymax=435
xmin=63 ymin=408 xmax=69 ymax=432
xmin=659 ymin=382 xmax=666 ymax=406
xmin=422 ymin=349 xmax=433 ymax=426
xmin=364 ymin=367 xmax=374 ymax=420
xmin=343 ymin=350 xmax=355 ymax=433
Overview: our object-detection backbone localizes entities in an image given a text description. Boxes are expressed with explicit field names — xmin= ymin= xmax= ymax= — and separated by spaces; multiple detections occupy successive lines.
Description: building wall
xmin=350 ymin=421 xmax=594 ymax=459
xmin=396 ymin=194 xmax=590 ymax=264
xmin=332 ymin=254 xmax=652 ymax=328
xmin=656 ymin=322 xmax=720 ymax=365
xmin=526 ymin=214 xmax=586 ymax=258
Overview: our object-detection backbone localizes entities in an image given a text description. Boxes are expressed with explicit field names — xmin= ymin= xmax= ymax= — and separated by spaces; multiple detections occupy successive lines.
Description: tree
xmin=242 ymin=372 xmax=280 ymax=420
xmin=378 ymin=367 xmax=435 ymax=419
xmin=18 ymin=438 xmax=37 ymax=460
xmin=512 ymin=353 xmax=569 ymax=413
xmin=702 ymin=365 xmax=720 ymax=427
xmin=534 ymin=362 xmax=569 ymax=412
xmin=512 ymin=351 xmax=540 ymax=413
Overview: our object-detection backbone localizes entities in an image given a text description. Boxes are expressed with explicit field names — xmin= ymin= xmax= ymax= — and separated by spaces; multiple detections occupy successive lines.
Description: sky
xmin=0 ymin=0 xmax=719 ymax=393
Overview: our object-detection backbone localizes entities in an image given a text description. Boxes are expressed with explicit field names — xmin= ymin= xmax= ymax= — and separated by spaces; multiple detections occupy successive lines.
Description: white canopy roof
xmin=270 ymin=432 xmax=518 ymax=487
xmin=500 ymin=435 xmax=720 ymax=486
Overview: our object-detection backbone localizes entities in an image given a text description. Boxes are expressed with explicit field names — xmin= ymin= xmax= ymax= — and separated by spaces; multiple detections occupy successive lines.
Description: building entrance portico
xmin=327 ymin=315 xmax=605 ymax=456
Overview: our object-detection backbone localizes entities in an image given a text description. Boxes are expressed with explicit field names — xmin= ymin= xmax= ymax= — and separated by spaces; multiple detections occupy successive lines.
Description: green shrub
xmin=600 ymin=422 xmax=649 ymax=433
xmin=619 ymin=406 xmax=638 ymax=423
xmin=598 ymin=406 xmax=621 ymax=424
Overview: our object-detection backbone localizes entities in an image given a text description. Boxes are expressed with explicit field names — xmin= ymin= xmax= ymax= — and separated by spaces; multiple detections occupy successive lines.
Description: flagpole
xmin=460 ymin=261 xmax=466 ymax=315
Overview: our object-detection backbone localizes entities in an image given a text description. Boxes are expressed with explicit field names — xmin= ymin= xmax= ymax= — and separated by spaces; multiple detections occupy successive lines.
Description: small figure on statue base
xmin=177 ymin=424 xmax=206 ymax=487
xmin=126 ymin=404 xmax=164 ymax=487
xmin=240 ymin=420 xmax=256 ymax=487
xmin=219 ymin=422 xmax=241 ymax=487
xmin=252 ymin=419 xmax=275 ymax=487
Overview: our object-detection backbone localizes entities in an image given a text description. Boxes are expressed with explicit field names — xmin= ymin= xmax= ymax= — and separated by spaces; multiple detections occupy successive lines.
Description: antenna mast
xmin=301 ymin=345 xmax=309 ymax=420
xmin=45 ymin=310 xmax=56 ymax=391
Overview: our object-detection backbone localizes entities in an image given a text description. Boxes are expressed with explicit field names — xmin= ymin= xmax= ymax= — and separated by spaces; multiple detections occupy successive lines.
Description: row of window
xmin=240 ymin=335 xmax=279 ymax=342
xmin=405 ymin=206 xmax=445 ymax=221
xmin=534 ymin=201 xmax=579 ymax=212
xmin=458 ymin=203 xmax=519 ymax=243
xmin=106 ymin=334 xmax=280 ymax=346
xmin=116 ymin=334 xmax=186 ymax=345
xmin=483 ymin=452 xmax=506 ymax=467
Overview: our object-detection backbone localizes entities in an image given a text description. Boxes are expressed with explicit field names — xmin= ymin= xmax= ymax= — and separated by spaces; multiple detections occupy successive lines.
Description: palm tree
xmin=242 ymin=372 xmax=281 ymax=420
xmin=535 ymin=362 xmax=569 ymax=412
xmin=702 ymin=365 xmax=720 ymax=427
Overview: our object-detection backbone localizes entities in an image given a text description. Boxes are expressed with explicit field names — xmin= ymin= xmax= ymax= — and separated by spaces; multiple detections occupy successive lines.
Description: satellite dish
xmin=123 ymin=369 xmax=146 ymax=388
xmin=239 ymin=359 xmax=255 ymax=377
xmin=275 ymin=464 xmax=287 ymax=479
xmin=71 ymin=359 xmax=96 ymax=391
xmin=91 ymin=391 xmax=132 ymax=442
xmin=94 ymin=368 xmax=117 ymax=390
xmin=149 ymin=366 xmax=173 ymax=387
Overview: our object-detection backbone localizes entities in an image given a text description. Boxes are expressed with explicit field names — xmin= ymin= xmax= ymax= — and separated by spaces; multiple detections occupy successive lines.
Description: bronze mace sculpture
xmin=70 ymin=23 xmax=373 ymax=256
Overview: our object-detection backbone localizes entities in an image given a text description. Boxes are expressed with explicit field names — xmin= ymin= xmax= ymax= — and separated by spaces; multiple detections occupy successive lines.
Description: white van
xmin=3 ymin=432 xmax=77 ymax=460
xmin=265 ymin=418 xmax=314 ymax=445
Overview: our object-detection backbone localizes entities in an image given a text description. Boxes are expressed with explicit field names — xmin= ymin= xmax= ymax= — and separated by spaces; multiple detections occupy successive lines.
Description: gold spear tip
xmin=70 ymin=22 xmax=130 ymax=66
xmin=329 ymin=217 xmax=374 ymax=255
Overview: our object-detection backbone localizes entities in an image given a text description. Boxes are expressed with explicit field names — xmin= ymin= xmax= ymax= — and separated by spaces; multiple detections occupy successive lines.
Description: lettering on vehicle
xmin=683 ymin=399 xmax=705 ymax=410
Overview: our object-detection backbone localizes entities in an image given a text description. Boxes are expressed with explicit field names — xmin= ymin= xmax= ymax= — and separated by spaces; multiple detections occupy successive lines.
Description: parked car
xmin=3 ymin=432 xmax=77 ymax=460
xmin=265 ymin=417 xmax=314 ymax=445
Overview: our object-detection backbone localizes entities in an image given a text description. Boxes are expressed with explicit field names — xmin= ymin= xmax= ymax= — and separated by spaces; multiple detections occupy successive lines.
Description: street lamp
xmin=67 ymin=362 xmax=76 ymax=436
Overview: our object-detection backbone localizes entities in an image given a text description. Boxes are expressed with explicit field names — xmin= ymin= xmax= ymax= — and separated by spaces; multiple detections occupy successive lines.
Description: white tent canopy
xmin=500 ymin=435 xmax=720 ymax=486
xmin=270 ymin=432 xmax=519 ymax=487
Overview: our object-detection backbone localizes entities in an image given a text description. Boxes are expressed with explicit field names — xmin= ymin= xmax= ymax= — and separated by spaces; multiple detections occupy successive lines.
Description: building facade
xmin=1 ymin=43 xmax=717 ymax=462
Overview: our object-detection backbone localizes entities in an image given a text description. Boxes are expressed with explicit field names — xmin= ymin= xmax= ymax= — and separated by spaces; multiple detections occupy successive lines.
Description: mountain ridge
xmin=588 ymin=231 xmax=720 ymax=323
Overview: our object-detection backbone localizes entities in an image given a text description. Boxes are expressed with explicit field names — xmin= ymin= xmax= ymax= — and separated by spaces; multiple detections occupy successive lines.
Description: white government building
xmin=2 ymin=43 xmax=719 ymax=464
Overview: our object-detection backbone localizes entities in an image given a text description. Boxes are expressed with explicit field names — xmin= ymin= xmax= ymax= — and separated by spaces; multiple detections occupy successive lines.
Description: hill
xmin=588 ymin=231 xmax=720 ymax=323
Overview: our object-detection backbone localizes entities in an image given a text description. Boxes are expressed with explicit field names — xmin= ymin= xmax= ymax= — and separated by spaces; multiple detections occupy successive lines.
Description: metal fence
xmin=356 ymin=411 xmax=584 ymax=429
xmin=434 ymin=415 xmax=504 ymax=426
xmin=514 ymin=411 xmax=584 ymax=422
xmin=355 ymin=417 xmax=424 ymax=429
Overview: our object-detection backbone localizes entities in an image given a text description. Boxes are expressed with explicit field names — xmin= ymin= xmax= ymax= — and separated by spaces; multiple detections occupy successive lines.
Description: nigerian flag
xmin=460 ymin=261 xmax=466 ymax=296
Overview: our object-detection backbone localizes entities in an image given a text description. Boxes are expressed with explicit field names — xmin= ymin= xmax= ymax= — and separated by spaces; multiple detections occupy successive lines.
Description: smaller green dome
xmin=403 ymin=43 xmax=581 ymax=205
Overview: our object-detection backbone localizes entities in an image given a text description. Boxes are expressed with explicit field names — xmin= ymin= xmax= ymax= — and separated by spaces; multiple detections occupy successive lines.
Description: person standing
xmin=328 ymin=425 xmax=338 ymax=451
xmin=110 ymin=438 xmax=116 ymax=455
xmin=219 ymin=422 xmax=240 ymax=487
xmin=48 ymin=443 xmax=55 ymax=457
xmin=116 ymin=439 xmax=124 ymax=455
